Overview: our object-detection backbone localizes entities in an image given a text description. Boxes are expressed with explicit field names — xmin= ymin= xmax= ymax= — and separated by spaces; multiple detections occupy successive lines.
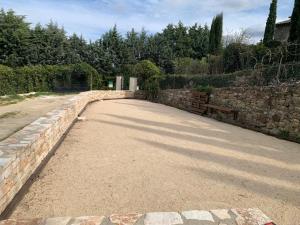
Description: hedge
xmin=0 ymin=63 xmax=102 ymax=95
xmin=160 ymin=65 xmax=300 ymax=89
xmin=160 ymin=70 xmax=250 ymax=89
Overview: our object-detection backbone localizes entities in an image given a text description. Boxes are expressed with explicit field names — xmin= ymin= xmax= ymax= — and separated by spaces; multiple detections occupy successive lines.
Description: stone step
xmin=0 ymin=208 xmax=275 ymax=225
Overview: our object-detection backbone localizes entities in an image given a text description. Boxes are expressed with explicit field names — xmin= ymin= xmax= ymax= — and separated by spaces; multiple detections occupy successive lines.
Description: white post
xmin=129 ymin=77 xmax=138 ymax=92
xmin=116 ymin=76 xmax=123 ymax=90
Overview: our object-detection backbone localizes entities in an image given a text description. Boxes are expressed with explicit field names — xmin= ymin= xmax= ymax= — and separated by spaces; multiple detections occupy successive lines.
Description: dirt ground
xmin=8 ymin=99 xmax=300 ymax=225
xmin=0 ymin=95 xmax=75 ymax=141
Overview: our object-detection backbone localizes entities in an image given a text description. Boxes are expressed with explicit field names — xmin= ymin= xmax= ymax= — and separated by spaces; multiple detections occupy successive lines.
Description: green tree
xmin=263 ymin=0 xmax=277 ymax=45
xmin=189 ymin=24 xmax=210 ymax=59
xmin=209 ymin=13 xmax=223 ymax=55
xmin=126 ymin=28 xmax=139 ymax=64
xmin=101 ymin=25 xmax=129 ymax=74
xmin=223 ymin=43 xmax=253 ymax=73
xmin=0 ymin=9 xmax=31 ymax=66
xmin=289 ymin=0 xmax=300 ymax=43
xmin=67 ymin=34 xmax=88 ymax=64
xmin=133 ymin=60 xmax=161 ymax=88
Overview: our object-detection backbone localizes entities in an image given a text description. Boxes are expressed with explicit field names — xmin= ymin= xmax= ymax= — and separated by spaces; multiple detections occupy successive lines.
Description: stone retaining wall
xmin=210 ymin=83 xmax=300 ymax=141
xmin=0 ymin=91 xmax=133 ymax=215
xmin=135 ymin=82 xmax=300 ymax=142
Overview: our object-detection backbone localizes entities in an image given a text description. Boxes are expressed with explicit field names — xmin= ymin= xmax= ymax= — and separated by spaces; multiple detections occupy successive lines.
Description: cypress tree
xmin=263 ymin=0 xmax=277 ymax=45
xmin=209 ymin=13 xmax=223 ymax=55
xmin=289 ymin=0 xmax=300 ymax=43
xmin=209 ymin=17 xmax=216 ymax=54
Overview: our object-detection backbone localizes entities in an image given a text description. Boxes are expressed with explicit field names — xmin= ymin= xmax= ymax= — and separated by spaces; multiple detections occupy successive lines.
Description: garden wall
xmin=135 ymin=82 xmax=300 ymax=142
xmin=0 ymin=91 xmax=133 ymax=215
xmin=210 ymin=83 xmax=300 ymax=141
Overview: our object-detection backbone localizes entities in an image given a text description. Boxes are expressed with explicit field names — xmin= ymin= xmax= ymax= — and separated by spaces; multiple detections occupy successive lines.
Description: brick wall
xmin=0 ymin=91 xmax=133 ymax=215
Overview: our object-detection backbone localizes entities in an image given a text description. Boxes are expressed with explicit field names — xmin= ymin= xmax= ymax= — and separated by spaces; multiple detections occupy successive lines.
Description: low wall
xmin=210 ymin=83 xmax=300 ymax=141
xmin=135 ymin=83 xmax=300 ymax=142
xmin=0 ymin=91 xmax=133 ymax=215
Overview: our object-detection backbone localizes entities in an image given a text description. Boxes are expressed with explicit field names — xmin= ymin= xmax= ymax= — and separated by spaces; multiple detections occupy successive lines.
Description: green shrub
xmin=160 ymin=70 xmax=250 ymax=89
xmin=144 ymin=76 xmax=161 ymax=100
xmin=174 ymin=57 xmax=209 ymax=75
xmin=0 ymin=65 xmax=16 ymax=95
xmin=194 ymin=85 xmax=214 ymax=94
xmin=133 ymin=60 xmax=161 ymax=89
xmin=0 ymin=63 xmax=102 ymax=95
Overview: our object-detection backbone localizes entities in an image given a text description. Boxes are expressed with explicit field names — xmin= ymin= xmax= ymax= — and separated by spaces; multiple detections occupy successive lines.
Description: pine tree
xmin=263 ymin=0 xmax=277 ymax=45
xmin=209 ymin=13 xmax=223 ymax=55
xmin=289 ymin=0 xmax=300 ymax=43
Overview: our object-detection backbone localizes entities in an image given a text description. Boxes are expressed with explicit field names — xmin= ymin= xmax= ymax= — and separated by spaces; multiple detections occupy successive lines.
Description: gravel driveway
xmin=8 ymin=99 xmax=300 ymax=225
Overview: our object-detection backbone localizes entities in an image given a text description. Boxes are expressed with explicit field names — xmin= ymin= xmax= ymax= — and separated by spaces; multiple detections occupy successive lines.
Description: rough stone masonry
xmin=0 ymin=208 xmax=274 ymax=225
xmin=136 ymin=82 xmax=300 ymax=142
xmin=0 ymin=91 xmax=134 ymax=216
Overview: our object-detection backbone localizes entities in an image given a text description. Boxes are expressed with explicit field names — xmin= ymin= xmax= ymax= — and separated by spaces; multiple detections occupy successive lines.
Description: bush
xmin=160 ymin=70 xmax=252 ymax=89
xmin=0 ymin=63 xmax=102 ymax=96
xmin=144 ymin=76 xmax=161 ymax=100
xmin=0 ymin=65 xmax=17 ymax=95
xmin=174 ymin=57 xmax=209 ymax=75
xmin=194 ymin=85 xmax=214 ymax=94
xmin=223 ymin=43 xmax=254 ymax=73
xmin=133 ymin=60 xmax=161 ymax=89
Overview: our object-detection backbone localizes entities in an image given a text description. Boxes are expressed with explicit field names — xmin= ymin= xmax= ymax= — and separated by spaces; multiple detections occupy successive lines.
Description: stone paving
xmin=0 ymin=209 xmax=274 ymax=225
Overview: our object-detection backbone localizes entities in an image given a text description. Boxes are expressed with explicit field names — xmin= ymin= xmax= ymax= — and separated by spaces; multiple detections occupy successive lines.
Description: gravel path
xmin=0 ymin=95 xmax=75 ymax=141
xmin=9 ymin=99 xmax=300 ymax=225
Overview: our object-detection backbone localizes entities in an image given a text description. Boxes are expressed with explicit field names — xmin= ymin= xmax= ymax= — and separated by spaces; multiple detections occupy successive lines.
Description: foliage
xmin=208 ymin=55 xmax=224 ymax=74
xmin=0 ymin=9 xmax=213 ymax=77
xmin=194 ymin=85 xmax=214 ymax=94
xmin=0 ymin=63 xmax=102 ymax=95
xmin=133 ymin=60 xmax=161 ymax=89
xmin=223 ymin=43 xmax=254 ymax=73
xmin=0 ymin=9 xmax=30 ymax=67
xmin=209 ymin=13 xmax=223 ymax=55
xmin=289 ymin=0 xmax=300 ymax=43
xmin=144 ymin=76 xmax=161 ymax=100
xmin=174 ymin=57 xmax=209 ymax=75
xmin=0 ymin=65 xmax=16 ymax=95
xmin=263 ymin=0 xmax=277 ymax=45
xmin=160 ymin=71 xmax=249 ymax=89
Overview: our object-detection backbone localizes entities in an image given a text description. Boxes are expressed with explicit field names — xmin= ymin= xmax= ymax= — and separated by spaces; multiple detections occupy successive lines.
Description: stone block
xmin=144 ymin=212 xmax=183 ymax=225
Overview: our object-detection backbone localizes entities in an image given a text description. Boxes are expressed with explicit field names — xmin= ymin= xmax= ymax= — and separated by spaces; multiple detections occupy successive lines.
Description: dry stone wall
xmin=210 ymin=83 xmax=300 ymax=141
xmin=0 ymin=91 xmax=133 ymax=215
xmin=136 ymin=82 xmax=300 ymax=142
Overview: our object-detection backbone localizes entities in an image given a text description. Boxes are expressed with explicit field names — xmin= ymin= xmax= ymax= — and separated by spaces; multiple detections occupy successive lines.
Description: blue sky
xmin=1 ymin=0 xmax=294 ymax=42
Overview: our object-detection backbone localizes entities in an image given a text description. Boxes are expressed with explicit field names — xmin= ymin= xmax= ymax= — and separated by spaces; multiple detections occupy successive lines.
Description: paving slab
xmin=0 ymin=209 xmax=274 ymax=225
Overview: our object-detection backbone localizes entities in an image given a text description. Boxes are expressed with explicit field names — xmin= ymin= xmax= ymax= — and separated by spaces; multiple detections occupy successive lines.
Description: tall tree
xmin=263 ymin=0 xmax=277 ymax=45
xmin=189 ymin=23 xmax=210 ymax=59
xmin=209 ymin=13 xmax=223 ymax=55
xmin=289 ymin=0 xmax=300 ymax=43
xmin=0 ymin=9 xmax=31 ymax=66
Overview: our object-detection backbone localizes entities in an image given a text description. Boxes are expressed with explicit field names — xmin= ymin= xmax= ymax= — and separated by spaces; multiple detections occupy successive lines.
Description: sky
xmin=1 ymin=0 xmax=295 ymax=42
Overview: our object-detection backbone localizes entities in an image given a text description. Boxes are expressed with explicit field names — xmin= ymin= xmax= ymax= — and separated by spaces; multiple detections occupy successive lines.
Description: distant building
xmin=274 ymin=19 xmax=291 ymax=42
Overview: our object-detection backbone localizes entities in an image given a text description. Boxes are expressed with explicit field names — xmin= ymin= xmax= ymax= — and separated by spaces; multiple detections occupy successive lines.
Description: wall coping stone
xmin=0 ymin=208 xmax=274 ymax=225
xmin=0 ymin=91 xmax=134 ymax=215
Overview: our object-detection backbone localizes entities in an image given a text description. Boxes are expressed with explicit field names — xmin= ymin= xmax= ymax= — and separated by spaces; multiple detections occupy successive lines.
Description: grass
xmin=0 ymin=95 xmax=25 ymax=106
xmin=0 ymin=111 xmax=20 ymax=119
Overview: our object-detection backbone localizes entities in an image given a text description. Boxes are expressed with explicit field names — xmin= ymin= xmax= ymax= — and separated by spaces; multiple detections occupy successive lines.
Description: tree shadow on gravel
xmin=133 ymin=138 xmax=300 ymax=206
xmin=93 ymin=115 xmax=300 ymax=165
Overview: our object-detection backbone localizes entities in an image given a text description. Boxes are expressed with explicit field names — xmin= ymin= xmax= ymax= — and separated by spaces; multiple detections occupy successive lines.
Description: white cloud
xmin=1 ymin=0 xmax=294 ymax=41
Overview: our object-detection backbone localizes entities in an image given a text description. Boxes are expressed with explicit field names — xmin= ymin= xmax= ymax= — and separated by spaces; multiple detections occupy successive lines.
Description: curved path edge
xmin=0 ymin=208 xmax=274 ymax=225
xmin=0 ymin=91 xmax=134 ymax=216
